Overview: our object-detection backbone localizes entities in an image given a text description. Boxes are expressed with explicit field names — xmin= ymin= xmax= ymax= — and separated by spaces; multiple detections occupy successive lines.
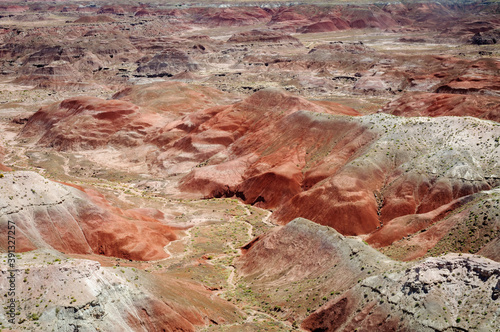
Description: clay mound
xmin=236 ymin=218 xmax=500 ymax=329
xmin=342 ymin=6 xmax=398 ymax=29
xmin=20 ymin=97 xmax=164 ymax=150
xmin=0 ymin=171 xmax=178 ymax=260
xmin=0 ymin=5 xmax=28 ymax=13
xmin=16 ymin=61 xmax=85 ymax=90
xmin=134 ymin=9 xmax=153 ymax=17
xmin=190 ymin=6 xmax=272 ymax=27
xmin=269 ymin=7 xmax=309 ymax=24
xmin=435 ymin=58 xmax=500 ymax=95
xmin=97 ymin=6 xmax=125 ymax=15
xmin=370 ymin=188 xmax=500 ymax=262
xmin=381 ymin=92 xmax=500 ymax=122
xmin=21 ymin=45 xmax=86 ymax=68
xmin=302 ymin=254 xmax=500 ymax=331
xmin=298 ymin=20 xmax=343 ymax=33
xmin=136 ymin=48 xmax=200 ymax=77
xmin=73 ymin=15 xmax=115 ymax=23
xmin=176 ymin=91 xmax=498 ymax=237
xmin=236 ymin=218 xmax=396 ymax=320
xmin=227 ymin=29 xmax=303 ymax=46
xmin=176 ymin=88 xmax=359 ymax=191
xmin=0 ymin=251 xmax=240 ymax=331
xmin=15 ymin=43 xmax=120 ymax=89
xmin=170 ymin=70 xmax=202 ymax=81
xmin=20 ymin=82 xmax=236 ymax=174
xmin=112 ymin=81 xmax=234 ymax=115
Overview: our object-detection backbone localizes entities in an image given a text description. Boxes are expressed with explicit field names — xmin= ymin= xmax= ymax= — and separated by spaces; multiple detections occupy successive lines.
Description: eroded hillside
xmin=0 ymin=0 xmax=499 ymax=331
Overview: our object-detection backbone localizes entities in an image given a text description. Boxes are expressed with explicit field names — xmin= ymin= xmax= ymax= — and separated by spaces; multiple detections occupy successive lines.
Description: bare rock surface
xmin=236 ymin=218 xmax=500 ymax=331
xmin=435 ymin=58 xmax=500 ymax=95
xmin=302 ymin=253 xmax=500 ymax=331
xmin=0 ymin=250 xmax=240 ymax=331
xmin=236 ymin=217 xmax=398 ymax=320
xmin=0 ymin=171 xmax=178 ymax=260
xmin=19 ymin=84 xmax=500 ymax=242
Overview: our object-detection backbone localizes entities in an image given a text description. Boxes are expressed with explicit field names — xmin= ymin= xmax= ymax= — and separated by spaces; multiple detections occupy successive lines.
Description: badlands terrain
xmin=0 ymin=0 xmax=499 ymax=331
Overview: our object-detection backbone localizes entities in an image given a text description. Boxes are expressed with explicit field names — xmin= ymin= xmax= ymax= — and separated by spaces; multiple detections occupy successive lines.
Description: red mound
xmin=0 ymin=172 xmax=178 ymax=260
xmin=227 ymin=29 xmax=303 ymax=46
xmin=301 ymin=287 xmax=405 ymax=331
xmin=21 ymin=84 xmax=499 ymax=241
xmin=298 ymin=20 xmax=343 ymax=33
xmin=342 ymin=6 xmax=398 ymax=29
xmin=0 ymin=5 xmax=28 ymax=13
xmin=112 ymin=81 xmax=234 ymax=115
xmin=134 ymin=9 xmax=153 ymax=17
xmin=435 ymin=58 xmax=500 ymax=95
xmin=188 ymin=7 xmax=272 ymax=27
xmin=73 ymin=15 xmax=116 ymax=23
xmin=21 ymin=82 xmax=233 ymax=151
xmin=381 ymin=92 xmax=500 ymax=122
xmin=20 ymin=97 xmax=150 ymax=150
xmin=269 ymin=7 xmax=309 ymax=24
xmin=97 ymin=6 xmax=126 ymax=15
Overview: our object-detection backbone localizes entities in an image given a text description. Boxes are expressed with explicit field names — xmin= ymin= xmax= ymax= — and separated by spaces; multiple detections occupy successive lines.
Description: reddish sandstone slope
xmin=0 ymin=250 xmax=241 ymax=331
xmin=178 ymin=93 xmax=499 ymax=236
xmin=188 ymin=6 xmax=272 ymax=27
xmin=175 ymin=89 xmax=362 ymax=204
xmin=20 ymin=97 xmax=155 ymax=150
xmin=21 ymin=82 xmax=235 ymax=152
xmin=20 ymin=84 xmax=500 ymax=241
xmin=381 ymin=92 xmax=500 ymax=122
xmin=435 ymin=58 xmax=500 ymax=95
xmin=368 ymin=188 xmax=500 ymax=262
xmin=0 ymin=171 xmax=178 ymax=260
xmin=237 ymin=218 xmax=500 ymax=330
xmin=112 ymin=81 xmax=236 ymax=114
xmin=236 ymin=218 xmax=396 ymax=321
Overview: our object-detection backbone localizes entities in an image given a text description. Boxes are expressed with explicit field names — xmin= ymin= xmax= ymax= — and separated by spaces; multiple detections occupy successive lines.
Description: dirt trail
xmin=163 ymin=227 xmax=193 ymax=260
